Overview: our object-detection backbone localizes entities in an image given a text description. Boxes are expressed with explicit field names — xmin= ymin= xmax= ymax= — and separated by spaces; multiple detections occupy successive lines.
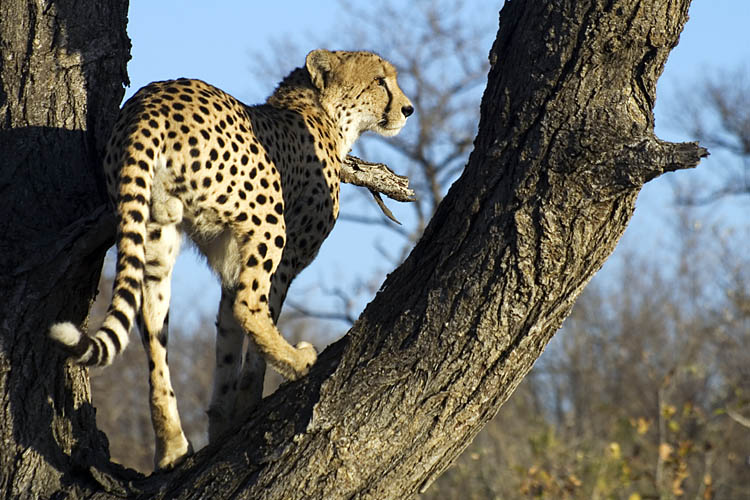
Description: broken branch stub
xmin=341 ymin=154 xmax=416 ymax=224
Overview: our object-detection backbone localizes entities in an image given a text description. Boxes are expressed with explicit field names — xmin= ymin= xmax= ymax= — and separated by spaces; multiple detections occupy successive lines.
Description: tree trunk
xmin=0 ymin=0 xmax=130 ymax=497
xmin=0 ymin=1 xmax=706 ymax=499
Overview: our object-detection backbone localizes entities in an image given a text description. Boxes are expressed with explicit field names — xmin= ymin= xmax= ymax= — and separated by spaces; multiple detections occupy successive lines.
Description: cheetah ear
xmin=306 ymin=49 xmax=337 ymax=91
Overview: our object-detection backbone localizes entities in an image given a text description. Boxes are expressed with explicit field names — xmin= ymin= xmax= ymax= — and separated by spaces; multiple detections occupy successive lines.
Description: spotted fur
xmin=50 ymin=50 xmax=413 ymax=470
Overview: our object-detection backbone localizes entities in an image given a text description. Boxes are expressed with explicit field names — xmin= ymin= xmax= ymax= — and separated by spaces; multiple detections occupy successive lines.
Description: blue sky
xmin=118 ymin=1 xmax=750 ymax=336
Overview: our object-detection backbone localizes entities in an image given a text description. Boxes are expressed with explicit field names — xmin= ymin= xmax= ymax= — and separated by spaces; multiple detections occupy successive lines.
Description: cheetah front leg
xmin=139 ymin=221 xmax=192 ymax=470
xmin=232 ymin=232 xmax=317 ymax=381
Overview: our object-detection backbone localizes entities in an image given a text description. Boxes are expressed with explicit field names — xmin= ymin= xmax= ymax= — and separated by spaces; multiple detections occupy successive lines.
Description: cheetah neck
xmin=267 ymin=68 xmax=352 ymax=160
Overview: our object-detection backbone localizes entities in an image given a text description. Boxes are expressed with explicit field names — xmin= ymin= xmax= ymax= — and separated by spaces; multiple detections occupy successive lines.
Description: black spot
xmin=274 ymin=203 xmax=283 ymax=215
xmin=101 ymin=326 xmax=122 ymax=352
xmin=241 ymin=155 xmax=248 ymax=165
xmin=188 ymin=136 xmax=198 ymax=146
xmin=265 ymin=214 xmax=278 ymax=224
xmin=115 ymin=287 xmax=137 ymax=309
xmin=122 ymin=193 xmax=147 ymax=205
xmin=216 ymin=194 xmax=228 ymax=204
xmin=128 ymin=209 xmax=144 ymax=222
xmin=203 ymin=177 xmax=212 ymax=187
xmin=193 ymin=113 xmax=205 ymax=124
xmin=111 ymin=309 xmax=131 ymax=331
xmin=190 ymin=148 xmax=200 ymax=158
xmin=236 ymin=212 xmax=248 ymax=222
xmin=121 ymin=231 xmax=143 ymax=245
xmin=246 ymin=255 xmax=259 ymax=267
xmin=210 ymin=149 xmax=218 ymax=161
xmin=274 ymin=236 xmax=284 ymax=248
xmin=256 ymin=194 xmax=266 ymax=204
xmin=173 ymin=113 xmax=184 ymax=122
xmin=250 ymin=144 xmax=259 ymax=154
xmin=191 ymin=160 xmax=201 ymax=172
xmin=257 ymin=243 xmax=267 ymax=257
xmin=263 ymin=259 xmax=273 ymax=272
xmin=149 ymin=228 xmax=162 ymax=240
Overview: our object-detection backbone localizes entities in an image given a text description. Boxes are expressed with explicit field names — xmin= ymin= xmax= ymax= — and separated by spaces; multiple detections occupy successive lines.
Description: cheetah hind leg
xmin=207 ymin=289 xmax=260 ymax=442
xmin=139 ymin=219 xmax=192 ymax=470
xmin=229 ymin=337 xmax=266 ymax=429
xmin=231 ymin=257 xmax=293 ymax=424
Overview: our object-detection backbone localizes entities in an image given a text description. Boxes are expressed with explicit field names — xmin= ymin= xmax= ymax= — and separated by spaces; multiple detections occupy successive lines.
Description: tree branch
xmin=340 ymin=155 xmax=417 ymax=224
xmin=340 ymin=154 xmax=416 ymax=202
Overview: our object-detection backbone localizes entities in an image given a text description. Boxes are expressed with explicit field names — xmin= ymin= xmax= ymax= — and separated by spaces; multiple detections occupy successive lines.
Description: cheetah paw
xmin=293 ymin=341 xmax=317 ymax=378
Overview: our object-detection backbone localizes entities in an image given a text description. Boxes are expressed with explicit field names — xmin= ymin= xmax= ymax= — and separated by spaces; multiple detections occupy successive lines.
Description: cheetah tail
xmin=50 ymin=154 xmax=152 ymax=366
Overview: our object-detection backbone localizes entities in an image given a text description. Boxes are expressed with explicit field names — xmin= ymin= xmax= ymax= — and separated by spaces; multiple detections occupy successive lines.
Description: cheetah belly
xmin=184 ymin=221 xmax=243 ymax=289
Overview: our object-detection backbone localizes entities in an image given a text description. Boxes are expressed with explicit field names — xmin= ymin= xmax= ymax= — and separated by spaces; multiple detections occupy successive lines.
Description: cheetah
xmin=50 ymin=49 xmax=413 ymax=470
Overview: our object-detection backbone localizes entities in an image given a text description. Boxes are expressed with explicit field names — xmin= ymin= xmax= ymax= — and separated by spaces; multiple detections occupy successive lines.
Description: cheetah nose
xmin=401 ymin=105 xmax=414 ymax=118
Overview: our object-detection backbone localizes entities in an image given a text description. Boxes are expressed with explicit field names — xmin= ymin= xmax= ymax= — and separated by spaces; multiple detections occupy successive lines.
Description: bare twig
xmin=726 ymin=407 xmax=750 ymax=429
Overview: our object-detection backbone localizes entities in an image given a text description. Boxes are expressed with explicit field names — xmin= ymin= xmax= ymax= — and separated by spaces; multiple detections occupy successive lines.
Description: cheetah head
xmin=306 ymin=50 xmax=414 ymax=146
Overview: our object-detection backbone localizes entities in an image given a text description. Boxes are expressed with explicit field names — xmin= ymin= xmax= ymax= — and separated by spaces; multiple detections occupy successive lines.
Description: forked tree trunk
xmin=0 ymin=1 xmax=705 ymax=498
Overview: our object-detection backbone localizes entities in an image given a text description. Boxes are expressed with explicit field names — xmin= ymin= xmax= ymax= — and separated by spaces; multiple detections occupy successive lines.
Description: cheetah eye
xmin=375 ymin=77 xmax=387 ymax=87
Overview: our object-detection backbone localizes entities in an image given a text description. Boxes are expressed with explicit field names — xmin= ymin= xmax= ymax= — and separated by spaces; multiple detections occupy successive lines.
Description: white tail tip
xmin=50 ymin=321 xmax=83 ymax=347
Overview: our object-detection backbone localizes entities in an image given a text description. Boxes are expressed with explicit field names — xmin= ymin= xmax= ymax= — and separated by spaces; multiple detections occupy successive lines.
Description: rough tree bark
xmin=0 ymin=0 xmax=706 ymax=499
xmin=0 ymin=1 xmax=131 ymax=498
